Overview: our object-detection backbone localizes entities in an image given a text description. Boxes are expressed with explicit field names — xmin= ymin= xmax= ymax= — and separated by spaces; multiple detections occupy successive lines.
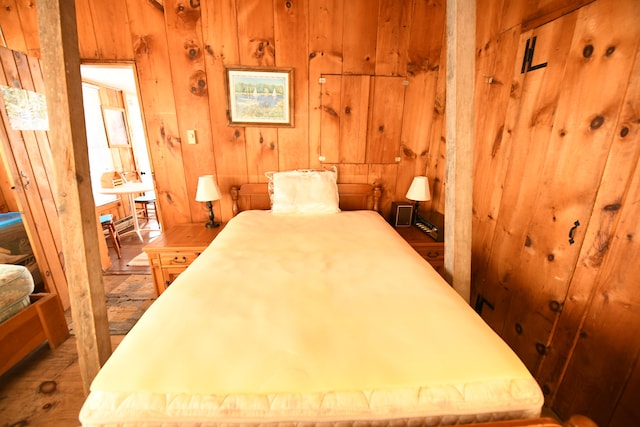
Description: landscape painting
xmin=225 ymin=67 xmax=293 ymax=127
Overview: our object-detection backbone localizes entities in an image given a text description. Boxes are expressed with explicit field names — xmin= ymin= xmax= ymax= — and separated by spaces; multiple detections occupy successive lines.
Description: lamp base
xmin=204 ymin=200 xmax=220 ymax=228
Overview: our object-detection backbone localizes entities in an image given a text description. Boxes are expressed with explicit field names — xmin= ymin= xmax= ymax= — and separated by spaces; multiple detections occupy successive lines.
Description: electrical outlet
xmin=187 ymin=129 xmax=197 ymax=144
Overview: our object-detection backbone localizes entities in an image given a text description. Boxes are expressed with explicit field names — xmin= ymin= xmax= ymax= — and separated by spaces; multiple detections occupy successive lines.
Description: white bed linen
xmin=80 ymin=210 xmax=543 ymax=426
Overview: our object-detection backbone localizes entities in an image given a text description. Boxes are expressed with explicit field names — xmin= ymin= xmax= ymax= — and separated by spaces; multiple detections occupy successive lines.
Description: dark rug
xmin=66 ymin=274 xmax=155 ymax=335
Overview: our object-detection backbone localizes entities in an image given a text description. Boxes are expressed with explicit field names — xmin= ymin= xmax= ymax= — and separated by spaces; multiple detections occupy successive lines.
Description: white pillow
xmin=267 ymin=168 xmax=340 ymax=214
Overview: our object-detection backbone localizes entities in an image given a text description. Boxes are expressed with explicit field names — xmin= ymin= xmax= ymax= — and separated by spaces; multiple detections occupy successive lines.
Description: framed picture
xmin=102 ymin=107 xmax=130 ymax=147
xmin=225 ymin=67 xmax=294 ymax=127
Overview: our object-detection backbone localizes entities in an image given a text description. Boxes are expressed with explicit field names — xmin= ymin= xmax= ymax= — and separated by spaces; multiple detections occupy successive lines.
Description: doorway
xmin=80 ymin=63 xmax=160 ymax=227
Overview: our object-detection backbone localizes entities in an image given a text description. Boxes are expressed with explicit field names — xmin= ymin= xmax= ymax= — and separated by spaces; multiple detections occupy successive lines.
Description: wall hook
xmin=20 ymin=170 xmax=30 ymax=190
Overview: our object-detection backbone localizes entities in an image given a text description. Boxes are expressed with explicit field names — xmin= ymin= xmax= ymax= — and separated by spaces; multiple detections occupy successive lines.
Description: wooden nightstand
xmin=395 ymin=225 xmax=445 ymax=277
xmin=143 ymin=223 xmax=225 ymax=296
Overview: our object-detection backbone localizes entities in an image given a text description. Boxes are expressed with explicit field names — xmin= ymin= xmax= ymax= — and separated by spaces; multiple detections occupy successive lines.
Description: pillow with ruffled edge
xmin=266 ymin=167 xmax=340 ymax=214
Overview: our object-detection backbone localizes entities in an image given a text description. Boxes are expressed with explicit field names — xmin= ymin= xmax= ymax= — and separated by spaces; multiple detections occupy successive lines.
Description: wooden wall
xmin=474 ymin=0 xmax=640 ymax=426
xmin=0 ymin=46 xmax=70 ymax=308
xmin=0 ymin=0 xmax=448 ymax=229
xmin=1 ymin=1 xmax=640 ymax=426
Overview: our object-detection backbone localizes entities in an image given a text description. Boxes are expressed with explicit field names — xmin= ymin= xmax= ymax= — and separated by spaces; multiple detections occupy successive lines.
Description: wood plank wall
xmin=474 ymin=0 xmax=640 ymax=426
xmin=2 ymin=1 xmax=640 ymax=426
xmin=10 ymin=0 xmax=447 ymax=229
xmin=0 ymin=46 xmax=70 ymax=309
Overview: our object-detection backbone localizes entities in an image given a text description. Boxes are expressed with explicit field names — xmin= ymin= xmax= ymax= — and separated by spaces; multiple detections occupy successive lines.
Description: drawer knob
xmin=172 ymin=256 xmax=187 ymax=264
xmin=427 ymin=251 xmax=440 ymax=258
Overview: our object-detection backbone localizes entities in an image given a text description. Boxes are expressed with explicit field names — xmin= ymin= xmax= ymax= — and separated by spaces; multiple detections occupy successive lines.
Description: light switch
xmin=187 ymin=129 xmax=197 ymax=144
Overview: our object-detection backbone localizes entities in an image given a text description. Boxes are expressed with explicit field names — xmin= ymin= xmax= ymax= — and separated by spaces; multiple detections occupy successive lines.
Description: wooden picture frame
xmin=225 ymin=67 xmax=294 ymax=127
xmin=102 ymin=107 xmax=130 ymax=147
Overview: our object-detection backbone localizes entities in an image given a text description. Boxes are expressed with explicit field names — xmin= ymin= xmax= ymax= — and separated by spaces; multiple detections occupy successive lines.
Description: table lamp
xmin=195 ymin=175 xmax=221 ymax=228
xmin=405 ymin=176 xmax=431 ymax=223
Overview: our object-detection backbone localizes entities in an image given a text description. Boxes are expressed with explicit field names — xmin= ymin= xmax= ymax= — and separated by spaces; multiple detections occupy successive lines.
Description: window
xmin=82 ymin=83 xmax=117 ymax=206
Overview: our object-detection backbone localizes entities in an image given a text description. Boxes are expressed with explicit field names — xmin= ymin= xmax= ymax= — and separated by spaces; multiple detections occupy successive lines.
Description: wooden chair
xmin=99 ymin=214 xmax=121 ymax=259
xmin=134 ymin=193 xmax=156 ymax=221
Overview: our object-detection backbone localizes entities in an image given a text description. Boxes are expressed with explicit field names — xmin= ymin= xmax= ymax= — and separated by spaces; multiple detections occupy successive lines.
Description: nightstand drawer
xmin=394 ymin=223 xmax=445 ymax=278
xmin=143 ymin=223 xmax=226 ymax=296
xmin=412 ymin=244 xmax=444 ymax=262
xmin=157 ymin=251 xmax=201 ymax=267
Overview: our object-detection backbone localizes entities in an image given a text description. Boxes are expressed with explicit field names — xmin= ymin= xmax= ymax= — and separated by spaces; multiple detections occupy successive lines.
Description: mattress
xmin=80 ymin=210 xmax=543 ymax=426
xmin=0 ymin=264 xmax=35 ymax=323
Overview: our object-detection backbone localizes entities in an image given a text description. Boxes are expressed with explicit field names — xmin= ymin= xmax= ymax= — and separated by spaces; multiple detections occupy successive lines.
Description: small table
xmin=143 ymin=223 xmax=225 ymax=296
xmin=99 ymin=182 xmax=154 ymax=241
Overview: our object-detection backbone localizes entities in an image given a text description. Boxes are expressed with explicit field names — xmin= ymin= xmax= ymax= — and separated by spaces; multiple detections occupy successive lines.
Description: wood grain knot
xmin=605 ymin=46 xmax=616 ymax=56
xmin=547 ymin=253 xmax=555 ymax=262
xmin=590 ymin=115 xmax=604 ymax=130
xmin=401 ymin=145 xmax=416 ymax=159
xmin=322 ymin=106 xmax=338 ymax=117
xmin=39 ymin=380 xmax=57 ymax=394
xmin=285 ymin=1 xmax=292 ymax=8
xmin=549 ymin=300 xmax=563 ymax=312
xmin=184 ymin=42 xmax=201 ymax=59
xmin=582 ymin=44 xmax=594 ymax=58
xmin=345 ymin=106 xmax=351 ymax=114
xmin=620 ymin=126 xmax=629 ymax=137
xmin=515 ymin=323 xmax=523 ymax=335
xmin=378 ymin=125 xmax=384 ymax=132
xmin=541 ymin=384 xmax=551 ymax=396
xmin=535 ymin=343 xmax=548 ymax=355
xmin=189 ymin=71 xmax=207 ymax=96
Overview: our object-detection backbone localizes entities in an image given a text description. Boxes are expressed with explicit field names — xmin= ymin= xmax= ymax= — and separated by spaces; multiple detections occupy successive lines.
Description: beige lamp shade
xmin=195 ymin=175 xmax=221 ymax=202
xmin=406 ymin=176 xmax=431 ymax=202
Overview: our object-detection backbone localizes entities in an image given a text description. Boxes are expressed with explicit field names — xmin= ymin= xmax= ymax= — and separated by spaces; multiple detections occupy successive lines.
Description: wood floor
xmin=103 ymin=216 xmax=161 ymax=274
xmin=0 ymin=218 xmax=161 ymax=426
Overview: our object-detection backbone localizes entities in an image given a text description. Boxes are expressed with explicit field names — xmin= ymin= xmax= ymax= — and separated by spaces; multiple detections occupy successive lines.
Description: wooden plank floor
xmin=103 ymin=216 xmax=161 ymax=274
xmin=0 ymin=217 xmax=161 ymax=426
xmin=0 ymin=336 xmax=124 ymax=427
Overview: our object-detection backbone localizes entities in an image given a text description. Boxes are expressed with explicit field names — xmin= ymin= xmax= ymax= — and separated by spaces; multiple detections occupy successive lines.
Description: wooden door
xmin=474 ymin=2 xmax=639 ymax=371
xmin=0 ymin=47 xmax=70 ymax=309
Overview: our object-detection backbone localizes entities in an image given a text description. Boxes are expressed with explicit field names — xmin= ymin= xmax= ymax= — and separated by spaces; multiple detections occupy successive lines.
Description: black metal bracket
xmin=521 ymin=36 xmax=548 ymax=74
xmin=475 ymin=294 xmax=495 ymax=315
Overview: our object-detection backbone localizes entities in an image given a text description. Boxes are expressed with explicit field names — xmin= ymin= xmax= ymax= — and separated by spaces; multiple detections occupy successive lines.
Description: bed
xmin=80 ymin=170 xmax=546 ymax=426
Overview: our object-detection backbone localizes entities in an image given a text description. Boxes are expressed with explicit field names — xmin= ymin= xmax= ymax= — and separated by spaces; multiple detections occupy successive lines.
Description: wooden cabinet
xmin=143 ymin=223 xmax=225 ymax=296
xmin=394 ymin=225 xmax=445 ymax=277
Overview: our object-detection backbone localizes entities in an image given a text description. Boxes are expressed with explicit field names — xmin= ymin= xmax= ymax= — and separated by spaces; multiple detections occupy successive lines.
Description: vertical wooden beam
xmin=36 ymin=0 xmax=111 ymax=394
xmin=445 ymin=0 xmax=475 ymax=302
